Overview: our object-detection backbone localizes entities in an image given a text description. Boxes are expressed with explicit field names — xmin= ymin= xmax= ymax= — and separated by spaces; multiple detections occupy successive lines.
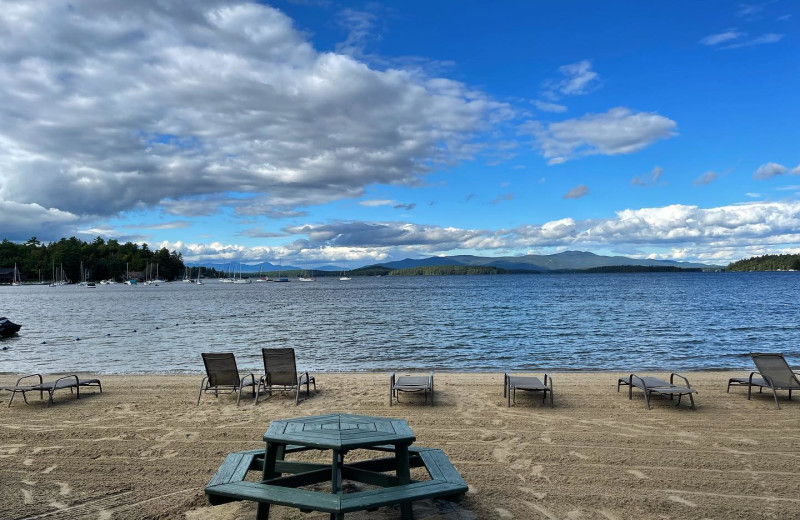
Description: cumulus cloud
xmin=563 ymin=184 xmax=588 ymax=199
xmin=0 ymin=1 xmax=509 ymax=233
xmin=524 ymin=107 xmax=677 ymax=164
xmin=693 ymin=171 xmax=719 ymax=186
xmin=753 ymin=162 xmax=788 ymax=180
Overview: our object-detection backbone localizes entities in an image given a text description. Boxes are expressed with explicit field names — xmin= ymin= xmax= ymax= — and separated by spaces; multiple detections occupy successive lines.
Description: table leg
xmin=396 ymin=443 xmax=412 ymax=519
xmin=331 ymin=449 xmax=344 ymax=520
xmin=257 ymin=442 xmax=280 ymax=520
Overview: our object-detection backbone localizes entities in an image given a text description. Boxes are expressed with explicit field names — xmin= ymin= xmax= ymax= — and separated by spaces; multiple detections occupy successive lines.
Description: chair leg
xmin=747 ymin=384 xmax=752 ymax=401
xmin=726 ymin=380 xmax=731 ymax=393
xmin=197 ymin=377 xmax=207 ymax=405
xmin=770 ymin=387 xmax=781 ymax=410
xmin=643 ymin=391 xmax=650 ymax=410
xmin=236 ymin=386 xmax=242 ymax=407
xmin=688 ymin=393 xmax=695 ymax=410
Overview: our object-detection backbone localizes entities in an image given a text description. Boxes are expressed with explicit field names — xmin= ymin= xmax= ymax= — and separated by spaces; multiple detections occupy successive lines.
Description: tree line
xmin=0 ymin=237 xmax=186 ymax=283
xmin=726 ymin=254 xmax=800 ymax=272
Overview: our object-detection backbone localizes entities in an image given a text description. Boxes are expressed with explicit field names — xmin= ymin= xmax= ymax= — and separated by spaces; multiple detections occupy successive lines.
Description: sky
xmin=1 ymin=0 xmax=799 ymax=267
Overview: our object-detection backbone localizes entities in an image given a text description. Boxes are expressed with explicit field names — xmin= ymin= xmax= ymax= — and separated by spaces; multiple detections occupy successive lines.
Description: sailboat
xmin=183 ymin=266 xmax=193 ymax=283
xmin=298 ymin=262 xmax=315 ymax=282
xmin=124 ymin=262 xmax=137 ymax=285
xmin=339 ymin=264 xmax=351 ymax=281
xmin=11 ymin=263 xmax=21 ymax=286
xmin=254 ymin=263 xmax=269 ymax=282
xmin=77 ymin=261 xmax=87 ymax=286
xmin=196 ymin=267 xmax=204 ymax=285
xmin=233 ymin=262 xmax=252 ymax=284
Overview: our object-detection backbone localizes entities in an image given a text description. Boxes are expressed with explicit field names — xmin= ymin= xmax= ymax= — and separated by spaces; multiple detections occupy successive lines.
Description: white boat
xmin=298 ymin=265 xmax=316 ymax=282
xmin=77 ymin=261 xmax=87 ymax=286
xmin=124 ymin=262 xmax=137 ymax=285
xmin=11 ymin=263 xmax=21 ymax=286
xmin=254 ymin=264 xmax=269 ymax=282
xmin=339 ymin=267 xmax=351 ymax=281
xmin=196 ymin=267 xmax=204 ymax=285
xmin=182 ymin=267 xmax=193 ymax=283
xmin=233 ymin=262 xmax=251 ymax=284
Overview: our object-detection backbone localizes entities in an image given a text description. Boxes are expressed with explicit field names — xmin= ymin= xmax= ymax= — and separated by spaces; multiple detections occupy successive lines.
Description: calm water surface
xmin=1 ymin=273 xmax=798 ymax=374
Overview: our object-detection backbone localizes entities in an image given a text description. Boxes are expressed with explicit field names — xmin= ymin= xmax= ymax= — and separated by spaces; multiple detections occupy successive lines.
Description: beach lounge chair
xmin=1 ymin=373 xmax=102 ymax=407
xmin=727 ymin=353 xmax=800 ymax=409
xmin=197 ymin=353 xmax=258 ymax=406
xmin=617 ymin=373 xmax=697 ymax=409
xmin=504 ymin=373 xmax=553 ymax=407
xmin=256 ymin=348 xmax=315 ymax=405
xmin=389 ymin=372 xmax=434 ymax=406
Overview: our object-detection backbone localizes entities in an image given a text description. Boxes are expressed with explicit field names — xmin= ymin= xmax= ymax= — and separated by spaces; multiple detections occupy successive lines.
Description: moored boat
xmin=0 ymin=317 xmax=22 ymax=337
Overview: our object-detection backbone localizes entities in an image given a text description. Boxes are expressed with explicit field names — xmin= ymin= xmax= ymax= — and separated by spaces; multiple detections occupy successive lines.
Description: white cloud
xmin=532 ymin=100 xmax=568 ymax=113
xmin=359 ymin=199 xmax=396 ymax=207
xmin=563 ymin=184 xmax=588 ymax=199
xmin=149 ymin=200 xmax=800 ymax=265
xmin=548 ymin=60 xmax=600 ymax=97
xmin=700 ymin=30 xmax=743 ymax=45
xmin=524 ymin=107 xmax=677 ymax=164
xmin=0 ymin=1 xmax=510 ymax=232
xmin=723 ymin=33 xmax=784 ymax=49
xmin=753 ymin=162 xmax=788 ymax=180
xmin=693 ymin=170 xmax=718 ymax=186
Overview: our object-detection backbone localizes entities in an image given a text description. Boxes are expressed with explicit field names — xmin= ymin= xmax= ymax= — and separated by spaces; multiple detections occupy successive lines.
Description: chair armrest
xmin=15 ymin=373 xmax=43 ymax=386
xmin=544 ymin=373 xmax=553 ymax=389
xmin=53 ymin=375 xmax=80 ymax=388
xmin=240 ymin=373 xmax=256 ymax=387
xmin=670 ymin=373 xmax=691 ymax=388
xmin=630 ymin=374 xmax=646 ymax=391
xmin=429 ymin=371 xmax=434 ymax=392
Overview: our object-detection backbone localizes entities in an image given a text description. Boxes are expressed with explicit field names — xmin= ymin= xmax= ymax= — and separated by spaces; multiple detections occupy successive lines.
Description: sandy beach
xmin=1 ymin=371 xmax=798 ymax=520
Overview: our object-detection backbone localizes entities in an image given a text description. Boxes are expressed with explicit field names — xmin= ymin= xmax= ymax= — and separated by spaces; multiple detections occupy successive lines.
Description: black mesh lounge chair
xmin=727 ymin=353 xmax=800 ymax=409
xmin=389 ymin=372 xmax=434 ymax=406
xmin=504 ymin=373 xmax=553 ymax=407
xmin=256 ymin=348 xmax=315 ymax=405
xmin=1 ymin=374 xmax=102 ymax=407
xmin=197 ymin=353 xmax=257 ymax=406
xmin=617 ymin=373 xmax=697 ymax=409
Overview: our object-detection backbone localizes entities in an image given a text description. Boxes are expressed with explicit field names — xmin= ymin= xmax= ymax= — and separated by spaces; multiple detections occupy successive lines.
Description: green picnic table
xmin=205 ymin=413 xmax=468 ymax=519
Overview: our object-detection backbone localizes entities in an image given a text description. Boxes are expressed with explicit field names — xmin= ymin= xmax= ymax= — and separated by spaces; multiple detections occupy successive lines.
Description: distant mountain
xmin=379 ymin=251 xmax=715 ymax=272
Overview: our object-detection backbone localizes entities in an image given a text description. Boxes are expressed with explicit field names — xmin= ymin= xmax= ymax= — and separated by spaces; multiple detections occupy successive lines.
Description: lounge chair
xmin=389 ymin=372 xmax=434 ymax=406
xmin=727 ymin=353 xmax=800 ymax=409
xmin=617 ymin=373 xmax=697 ymax=409
xmin=504 ymin=373 xmax=553 ymax=407
xmin=197 ymin=353 xmax=258 ymax=406
xmin=256 ymin=348 xmax=315 ymax=405
xmin=1 ymin=373 xmax=102 ymax=407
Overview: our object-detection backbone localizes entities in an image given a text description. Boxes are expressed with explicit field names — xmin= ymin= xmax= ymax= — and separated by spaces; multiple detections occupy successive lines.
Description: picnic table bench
xmin=205 ymin=414 xmax=468 ymax=519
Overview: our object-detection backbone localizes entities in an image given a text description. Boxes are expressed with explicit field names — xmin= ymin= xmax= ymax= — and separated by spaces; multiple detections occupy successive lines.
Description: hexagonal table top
xmin=263 ymin=413 xmax=416 ymax=450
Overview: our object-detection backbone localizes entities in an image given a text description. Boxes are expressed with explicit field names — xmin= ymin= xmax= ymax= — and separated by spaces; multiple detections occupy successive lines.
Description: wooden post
xmin=396 ymin=443 xmax=412 ymax=519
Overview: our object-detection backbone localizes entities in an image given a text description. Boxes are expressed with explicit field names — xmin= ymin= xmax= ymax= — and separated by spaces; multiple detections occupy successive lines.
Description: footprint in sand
xmin=42 ymin=465 xmax=57 ymax=474
xmin=539 ymin=434 xmax=553 ymax=444
xmin=23 ymin=458 xmax=34 ymax=466
xmin=668 ymin=496 xmax=697 ymax=507
xmin=517 ymin=486 xmax=547 ymax=500
xmin=494 ymin=508 xmax=514 ymax=518
xmin=530 ymin=465 xmax=552 ymax=484
xmin=569 ymin=451 xmax=590 ymax=460
xmin=32 ymin=446 xmax=65 ymax=454
xmin=626 ymin=469 xmax=649 ymax=480
xmin=48 ymin=500 xmax=68 ymax=510
xmin=0 ymin=444 xmax=25 ymax=457
xmin=55 ymin=481 xmax=71 ymax=496
xmin=21 ymin=489 xmax=33 ymax=504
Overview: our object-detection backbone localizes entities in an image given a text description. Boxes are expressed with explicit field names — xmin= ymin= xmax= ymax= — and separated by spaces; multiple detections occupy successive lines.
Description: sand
xmin=1 ymin=371 xmax=798 ymax=520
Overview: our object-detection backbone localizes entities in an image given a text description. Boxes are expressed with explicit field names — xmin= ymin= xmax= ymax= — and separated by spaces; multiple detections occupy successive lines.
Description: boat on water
xmin=87 ymin=281 xmax=96 ymax=288
xmin=11 ymin=263 xmax=21 ymax=286
xmin=0 ymin=317 xmax=21 ymax=337
xmin=339 ymin=267 xmax=351 ymax=281
xmin=233 ymin=262 xmax=251 ymax=284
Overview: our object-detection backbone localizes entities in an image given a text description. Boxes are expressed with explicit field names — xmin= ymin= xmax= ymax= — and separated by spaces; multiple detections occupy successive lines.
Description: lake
xmin=1 ymin=272 xmax=798 ymax=374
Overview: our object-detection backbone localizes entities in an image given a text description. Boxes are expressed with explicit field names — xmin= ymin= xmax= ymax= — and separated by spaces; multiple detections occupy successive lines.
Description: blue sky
xmin=0 ymin=1 xmax=798 ymax=266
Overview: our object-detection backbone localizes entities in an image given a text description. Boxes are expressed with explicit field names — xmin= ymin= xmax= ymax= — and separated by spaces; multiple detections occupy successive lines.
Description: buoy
xmin=42 ymin=341 xmax=47 ymax=344
xmin=2 ymin=346 xmax=8 ymax=351
xmin=76 ymin=337 xmax=80 ymax=341
xmin=155 ymin=326 xmax=159 ymax=330
xmin=107 ymin=333 xmax=111 ymax=337
xmin=133 ymin=329 xmax=137 ymax=332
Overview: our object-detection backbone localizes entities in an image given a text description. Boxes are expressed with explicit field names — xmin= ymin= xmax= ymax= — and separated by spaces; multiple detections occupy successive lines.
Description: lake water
xmin=1 ymin=273 xmax=798 ymax=374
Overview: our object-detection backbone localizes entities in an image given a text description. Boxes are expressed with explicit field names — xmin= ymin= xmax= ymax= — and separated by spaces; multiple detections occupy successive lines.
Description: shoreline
xmin=1 ymin=371 xmax=797 ymax=519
